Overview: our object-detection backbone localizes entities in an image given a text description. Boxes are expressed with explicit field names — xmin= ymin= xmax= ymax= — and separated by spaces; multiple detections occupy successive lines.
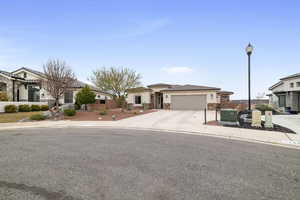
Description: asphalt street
xmin=0 ymin=127 xmax=299 ymax=200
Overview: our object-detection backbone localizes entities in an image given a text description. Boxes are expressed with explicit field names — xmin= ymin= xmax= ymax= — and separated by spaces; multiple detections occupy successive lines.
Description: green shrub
xmin=18 ymin=104 xmax=31 ymax=112
xmin=99 ymin=108 xmax=107 ymax=115
xmin=30 ymin=114 xmax=46 ymax=121
xmin=64 ymin=109 xmax=76 ymax=116
xmin=0 ymin=92 xmax=9 ymax=101
xmin=31 ymin=105 xmax=41 ymax=111
xmin=255 ymin=104 xmax=274 ymax=114
xmin=4 ymin=105 xmax=17 ymax=113
xmin=40 ymin=105 xmax=49 ymax=111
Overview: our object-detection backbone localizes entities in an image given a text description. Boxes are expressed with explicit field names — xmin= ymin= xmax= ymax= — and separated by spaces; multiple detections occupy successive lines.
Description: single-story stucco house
xmin=268 ymin=73 xmax=300 ymax=112
xmin=0 ymin=67 xmax=111 ymax=106
xmin=126 ymin=83 xmax=233 ymax=110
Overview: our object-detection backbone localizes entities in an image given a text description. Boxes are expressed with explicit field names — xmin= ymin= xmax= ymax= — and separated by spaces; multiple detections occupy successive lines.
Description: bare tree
xmin=90 ymin=67 xmax=141 ymax=107
xmin=42 ymin=59 xmax=76 ymax=108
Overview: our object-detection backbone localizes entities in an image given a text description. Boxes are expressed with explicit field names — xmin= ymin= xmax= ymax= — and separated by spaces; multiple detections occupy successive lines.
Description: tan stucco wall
xmin=127 ymin=91 xmax=151 ymax=106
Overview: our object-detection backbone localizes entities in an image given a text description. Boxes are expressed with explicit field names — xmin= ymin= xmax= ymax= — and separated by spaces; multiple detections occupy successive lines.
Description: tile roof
xmin=0 ymin=70 xmax=25 ymax=80
xmin=12 ymin=67 xmax=45 ymax=77
xmin=280 ymin=73 xmax=300 ymax=80
xmin=161 ymin=84 xmax=220 ymax=91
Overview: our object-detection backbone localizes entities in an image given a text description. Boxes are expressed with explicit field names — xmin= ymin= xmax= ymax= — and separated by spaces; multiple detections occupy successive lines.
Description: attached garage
xmin=171 ymin=95 xmax=207 ymax=110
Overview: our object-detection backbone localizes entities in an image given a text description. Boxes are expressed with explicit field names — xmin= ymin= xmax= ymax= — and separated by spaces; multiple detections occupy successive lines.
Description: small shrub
xmin=31 ymin=105 xmax=41 ymax=111
xmin=99 ymin=108 xmax=107 ymax=115
xmin=255 ymin=104 xmax=274 ymax=114
xmin=133 ymin=111 xmax=138 ymax=115
xmin=64 ymin=109 xmax=76 ymax=116
xmin=30 ymin=114 xmax=46 ymax=121
xmin=4 ymin=105 xmax=17 ymax=113
xmin=40 ymin=105 xmax=49 ymax=111
xmin=0 ymin=92 xmax=9 ymax=101
xmin=18 ymin=104 xmax=31 ymax=112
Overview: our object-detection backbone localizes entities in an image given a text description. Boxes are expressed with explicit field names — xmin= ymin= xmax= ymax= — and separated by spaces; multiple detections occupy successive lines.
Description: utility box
xmin=220 ymin=109 xmax=238 ymax=126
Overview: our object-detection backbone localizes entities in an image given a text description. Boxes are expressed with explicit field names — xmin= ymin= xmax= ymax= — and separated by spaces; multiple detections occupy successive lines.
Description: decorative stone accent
xmin=0 ymin=75 xmax=13 ymax=101
xmin=251 ymin=110 xmax=262 ymax=127
xmin=163 ymin=103 xmax=170 ymax=109
xmin=264 ymin=111 xmax=273 ymax=128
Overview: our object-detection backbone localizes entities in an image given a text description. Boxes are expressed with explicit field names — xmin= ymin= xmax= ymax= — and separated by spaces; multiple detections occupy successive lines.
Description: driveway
xmin=118 ymin=110 xmax=217 ymax=131
xmin=0 ymin=128 xmax=299 ymax=200
xmin=272 ymin=114 xmax=300 ymax=134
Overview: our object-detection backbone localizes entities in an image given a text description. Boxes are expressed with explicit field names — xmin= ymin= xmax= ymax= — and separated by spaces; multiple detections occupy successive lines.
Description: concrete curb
xmin=1 ymin=122 xmax=299 ymax=150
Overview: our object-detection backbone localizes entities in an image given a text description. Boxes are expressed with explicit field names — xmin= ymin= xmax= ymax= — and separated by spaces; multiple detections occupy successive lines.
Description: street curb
xmin=1 ymin=123 xmax=299 ymax=150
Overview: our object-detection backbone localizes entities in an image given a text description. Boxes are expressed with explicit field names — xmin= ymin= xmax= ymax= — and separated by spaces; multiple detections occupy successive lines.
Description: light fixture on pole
xmin=245 ymin=43 xmax=253 ymax=111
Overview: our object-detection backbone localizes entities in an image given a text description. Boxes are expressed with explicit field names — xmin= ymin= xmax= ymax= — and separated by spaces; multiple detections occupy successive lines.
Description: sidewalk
xmin=1 ymin=119 xmax=300 ymax=150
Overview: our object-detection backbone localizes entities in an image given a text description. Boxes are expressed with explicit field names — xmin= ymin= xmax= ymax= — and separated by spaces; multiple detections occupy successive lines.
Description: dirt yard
xmin=64 ymin=108 xmax=156 ymax=121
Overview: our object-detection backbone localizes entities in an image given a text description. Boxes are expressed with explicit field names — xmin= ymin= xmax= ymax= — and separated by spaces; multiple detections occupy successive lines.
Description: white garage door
xmin=171 ymin=95 xmax=207 ymax=110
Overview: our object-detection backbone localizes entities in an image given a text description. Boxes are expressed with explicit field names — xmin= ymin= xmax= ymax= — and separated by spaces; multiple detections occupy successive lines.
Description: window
xmin=28 ymin=85 xmax=40 ymax=102
xmin=23 ymin=72 xmax=27 ymax=78
xmin=278 ymin=95 xmax=286 ymax=107
xmin=290 ymin=82 xmax=294 ymax=88
xmin=100 ymin=99 xmax=106 ymax=104
xmin=210 ymin=94 xmax=214 ymax=99
xmin=297 ymin=82 xmax=300 ymax=87
xmin=135 ymin=95 xmax=142 ymax=104
xmin=64 ymin=91 xmax=73 ymax=103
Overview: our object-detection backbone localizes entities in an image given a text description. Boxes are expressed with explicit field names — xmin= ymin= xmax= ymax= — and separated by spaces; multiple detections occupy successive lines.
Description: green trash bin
xmin=220 ymin=109 xmax=238 ymax=126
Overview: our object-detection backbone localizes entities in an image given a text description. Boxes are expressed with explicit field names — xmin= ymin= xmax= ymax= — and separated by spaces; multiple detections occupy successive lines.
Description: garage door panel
xmin=171 ymin=95 xmax=207 ymax=110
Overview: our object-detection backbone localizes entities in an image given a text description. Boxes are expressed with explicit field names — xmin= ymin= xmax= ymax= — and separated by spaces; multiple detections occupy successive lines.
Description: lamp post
xmin=245 ymin=43 xmax=253 ymax=111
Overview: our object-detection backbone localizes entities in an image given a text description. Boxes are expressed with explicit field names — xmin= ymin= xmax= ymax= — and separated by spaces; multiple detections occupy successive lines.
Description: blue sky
xmin=0 ymin=0 xmax=299 ymax=99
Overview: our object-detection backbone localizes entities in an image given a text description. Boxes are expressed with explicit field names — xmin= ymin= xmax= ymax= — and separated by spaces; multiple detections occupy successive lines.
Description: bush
xmin=99 ymin=108 xmax=107 ymax=115
xmin=4 ymin=105 xmax=17 ymax=113
xmin=18 ymin=104 xmax=31 ymax=112
xmin=40 ymin=105 xmax=49 ymax=111
xmin=30 ymin=114 xmax=46 ymax=121
xmin=0 ymin=92 xmax=9 ymax=101
xmin=75 ymin=86 xmax=96 ymax=110
xmin=255 ymin=104 xmax=275 ymax=114
xmin=64 ymin=109 xmax=76 ymax=116
xmin=31 ymin=105 xmax=41 ymax=111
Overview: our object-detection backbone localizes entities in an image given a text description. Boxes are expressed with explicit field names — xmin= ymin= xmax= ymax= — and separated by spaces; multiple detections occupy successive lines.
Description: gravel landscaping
xmin=207 ymin=120 xmax=296 ymax=134
xmin=64 ymin=108 xmax=156 ymax=121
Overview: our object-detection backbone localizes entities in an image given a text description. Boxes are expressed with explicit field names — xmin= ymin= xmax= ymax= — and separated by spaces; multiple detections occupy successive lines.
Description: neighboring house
xmin=126 ymin=83 xmax=233 ymax=110
xmin=0 ymin=67 xmax=111 ymax=106
xmin=268 ymin=73 xmax=300 ymax=112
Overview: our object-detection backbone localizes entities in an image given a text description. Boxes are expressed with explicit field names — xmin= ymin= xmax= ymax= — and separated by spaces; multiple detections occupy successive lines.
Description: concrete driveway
xmin=118 ymin=110 xmax=217 ymax=130
xmin=272 ymin=114 xmax=300 ymax=134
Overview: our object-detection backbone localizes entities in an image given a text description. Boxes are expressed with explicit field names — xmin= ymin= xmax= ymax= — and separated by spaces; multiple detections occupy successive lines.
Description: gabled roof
xmin=280 ymin=73 xmax=300 ymax=80
xmin=147 ymin=83 xmax=173 ymax=88
xmin=269 ymin=81 xmax=283 ymax=90
xmin=12 ymin=67 xmax=45 ymax=77
xmin=0 ymin=70 xmax=25 ymax=80
xmin=161 ymin=84 xmax=221 ymax=92
xmin=127 ymin=87 xmax=153 ymax=93
xmin=217 ymin=90 xmax=234 ymax=95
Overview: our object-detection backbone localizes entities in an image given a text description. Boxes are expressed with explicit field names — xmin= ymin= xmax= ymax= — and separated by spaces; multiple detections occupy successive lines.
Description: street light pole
xmin=245 ymin=43 xmax=253 ymax=111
